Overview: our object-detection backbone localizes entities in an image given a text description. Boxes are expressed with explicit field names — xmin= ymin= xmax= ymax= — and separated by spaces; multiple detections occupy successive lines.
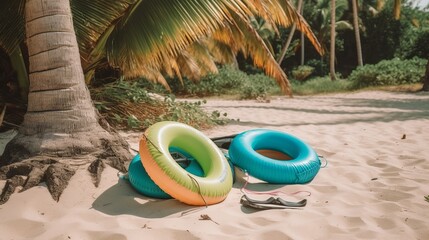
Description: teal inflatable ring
xmin=128 ymin=147 xmax=235 ymax=199
xmin=128 ymin=147 xmax=204 ymax=199
xmin=229 ymin=129 xmax=321 ymax=184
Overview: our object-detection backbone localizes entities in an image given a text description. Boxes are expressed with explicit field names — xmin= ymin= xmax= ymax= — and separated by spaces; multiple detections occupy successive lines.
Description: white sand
xmin=1 ymin=91 xmax=429 ymax=239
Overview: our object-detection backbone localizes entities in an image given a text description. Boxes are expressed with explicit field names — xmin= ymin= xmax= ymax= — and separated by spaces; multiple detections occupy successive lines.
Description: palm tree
xmin=349 ymin=0 xmax=396 ymax=68
xmin=277 ymin=0 xmax=305 ymax=64
xmin=300 ymin=2 xmax=306 ymax=66
xmin=91 ymin=0 xmax=323 ymax=94
xmin=0 ymin=0 xmax=134 ymax=203
xmin=304 ymin=0 xmax=350 ymax=76
xmin=1 ymin=0 xmax=322 ymax=95
xmin=330 ymin=0 xmax=337 ymax=80
xmin=0 ymin=0 xmax=321 ymax=203
xmin=352 ymin=0 xmax=363 ymax=66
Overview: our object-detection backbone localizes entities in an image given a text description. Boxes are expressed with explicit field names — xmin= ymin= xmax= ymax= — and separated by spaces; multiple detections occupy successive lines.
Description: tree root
xmin=88 ymin=159 xmax=105 ymax=188
xmin=45 ymin=163 xmax=76 ymax=201
xmin=0 ymin=152 xmax=130 ymax=204
xmin=0 ymin=175 xmax=25 ymax=204
xmin=0 ymin=120 xmax=132 ymax=204
xmin=0 ymin=134 xmax=132 ymax=204
xmin=0 ymin=159 xmax=75 ymax=204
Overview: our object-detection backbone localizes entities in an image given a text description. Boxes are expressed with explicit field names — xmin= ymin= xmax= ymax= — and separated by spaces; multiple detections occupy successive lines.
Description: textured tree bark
xmin=422 ymin=59 xmax=429 ymax=91
xmin=23 ymin=0 xmax=98 ymax=134
xmin=0 ymin=0 xmax=131 ymax=203
xmin=352 ymin=0 xmax=363 ymax=67
xmin=329 ymin=0 xmax=336 ymax=81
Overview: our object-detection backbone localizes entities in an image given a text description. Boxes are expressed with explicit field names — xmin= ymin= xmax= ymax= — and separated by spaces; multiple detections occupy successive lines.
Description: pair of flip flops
xmin=240 ymin=194 xmax=307 ymax=210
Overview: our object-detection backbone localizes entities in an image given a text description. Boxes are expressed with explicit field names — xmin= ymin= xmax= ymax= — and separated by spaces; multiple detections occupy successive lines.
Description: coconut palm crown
xmin=0 ymin=0 xmax=322 ymax=96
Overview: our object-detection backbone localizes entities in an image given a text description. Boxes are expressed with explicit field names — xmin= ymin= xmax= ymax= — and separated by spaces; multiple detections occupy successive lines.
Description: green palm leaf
xmin=1 ymin=0 xmax=323 ymax=96
xmin=102 ymin=0 xmax=249 ymax=77
xmin=0 ymin=0 xmax=25 ymax=54
xmin=71 ymin=0 xmax=136 ymax=61
xmin=230 ymin=12 xmax=292 ymax=95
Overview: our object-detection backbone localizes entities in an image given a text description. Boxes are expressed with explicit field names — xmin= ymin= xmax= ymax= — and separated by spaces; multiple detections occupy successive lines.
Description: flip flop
xmin=240 ymin=194 xmax=307 ymax=210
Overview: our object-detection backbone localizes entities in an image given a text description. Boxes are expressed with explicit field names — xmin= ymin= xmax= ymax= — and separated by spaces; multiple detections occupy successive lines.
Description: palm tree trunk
xmin=1 ymin=0 xmax=130 ymax=166
xmin=277 ymin=0 xmax=304 ymax=64
xmin=277 ymin=24 xmax=297 ymax=64
xmin=300 ymin=2 xmax=305 ymax=66
xmin=23 ymin=0 xmax=99 ymax=134
xmin=422 ymin=59 xmax=429 ymax=91
xmin=352 ymin=0 xmax=363 ymax=67
xmin=330 ymin=0 xmax=337 ymax=80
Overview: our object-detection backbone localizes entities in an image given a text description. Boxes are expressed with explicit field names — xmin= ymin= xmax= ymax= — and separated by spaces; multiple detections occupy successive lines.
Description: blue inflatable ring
xmin=128 ymin=147 xmax=204 ymax=199
xmin=229 ymin=129 xmax=321 ymax=184
xmin=128 ymin=147 xmax=235 ymax=199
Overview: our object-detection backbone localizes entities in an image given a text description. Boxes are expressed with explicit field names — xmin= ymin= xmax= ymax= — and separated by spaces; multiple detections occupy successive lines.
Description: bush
xmin=239 ymin=73 xmax=278 ymax=99
xmin=291 ymin=65 xmax=315 ymax=81
xmin=90 ymin=81 xmax=229 ymax=130
xmin=398 ymin=29 xmax=429 ymax=59
xmin=173 ymin=65 xmax=248 ymax=96
xmin=306 ymin=59 xmax=328 ymax=77
xmin=159 ymin=65 xmax=281 ymax=99
xmin=348 ymin=58 xmax=426 ymax=88
xmin=291 ymin=77 xmax=354 ymax=95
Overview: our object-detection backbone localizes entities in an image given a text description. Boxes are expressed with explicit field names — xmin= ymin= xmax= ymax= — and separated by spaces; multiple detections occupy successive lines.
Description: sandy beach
xmin=1 ymin=90 xmax=429 ymax=239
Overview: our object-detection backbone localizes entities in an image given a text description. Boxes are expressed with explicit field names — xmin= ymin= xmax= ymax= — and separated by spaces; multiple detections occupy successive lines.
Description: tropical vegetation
xmin=0 ymin=0 xmax=428 ymax=204
xmin=0 ymin=0 xmax=322 ymax=203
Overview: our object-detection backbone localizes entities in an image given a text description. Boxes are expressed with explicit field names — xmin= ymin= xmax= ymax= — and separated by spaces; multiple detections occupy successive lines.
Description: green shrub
xmin=291 ymin=65 xmax=315 ymax=81
xmin=291 ymin=77 xmax=353 ymax=95
xmin=239 ymin=73 xmax=278 ymax=99
xmin=90 ymin=81 xmax=229 ymax=130
xmin=306 ymin=59 xmax=328 ymax=77
xmin=174 ymin=65 xmax=248 ymax=96
xmin=164 ymin=65 xmax=281 ymax=98
xmin=348 ymin=58 xmax=426 ymax=88
xmin=398 ymin=29 xmax=429 ymax=59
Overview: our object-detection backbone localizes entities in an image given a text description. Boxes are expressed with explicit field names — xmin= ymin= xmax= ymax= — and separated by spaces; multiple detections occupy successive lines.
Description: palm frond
xmin=70 ymin=0 xmax=137 ymax=62
xmin=238 ymin=0 xmax=323 ymax=55
xmin=187 ymin=41 xmax=219 ymax=76
xmin=0 ymin=0 xmax=25 ymax=54
xmin=160 ymin=53 xmax=183 ymax=82
xmin=135 ymin=42 xmax=219 ymax=85
xmin=175 ymin=51 xmax=202 ymax=82
xmin=229 ymin=12 xmax=292 ymax=95
xmin=205 ymin=37 xmax=238 ymax=66
xmin=1 ymin=0 xmax=321 ymax=97
xmin=137 ymin=65 xmax=171 ymax=91
xmin=103 ymin=0 xmax=251 ymax=77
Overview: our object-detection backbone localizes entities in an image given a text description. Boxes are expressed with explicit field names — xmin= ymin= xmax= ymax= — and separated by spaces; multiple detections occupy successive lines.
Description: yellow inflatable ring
xmin=139 ymin=121 xmax=233 ymax=206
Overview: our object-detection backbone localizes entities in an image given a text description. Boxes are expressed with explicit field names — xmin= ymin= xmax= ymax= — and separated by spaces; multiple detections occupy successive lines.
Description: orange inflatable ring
xmin=139 ymin=121 xmax=233 ymax=206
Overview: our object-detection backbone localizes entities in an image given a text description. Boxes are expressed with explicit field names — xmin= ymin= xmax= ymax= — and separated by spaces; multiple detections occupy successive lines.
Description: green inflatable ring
xmin=139 ymin=121 xmax=233 ymax=206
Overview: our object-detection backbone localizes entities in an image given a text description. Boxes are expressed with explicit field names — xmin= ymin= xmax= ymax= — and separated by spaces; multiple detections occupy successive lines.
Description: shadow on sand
xmin=91 ymin=178 xmax=208 ymax=218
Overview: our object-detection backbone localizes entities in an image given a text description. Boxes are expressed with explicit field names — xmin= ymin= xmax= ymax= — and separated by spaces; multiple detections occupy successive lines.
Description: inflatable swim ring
xmin=128 ymin=147 xmax=204 ymax=199
xmin=139 ymin=121 xmax=233 ymax=206
xmin=229 ymin=129 xmax=320 ymax=184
